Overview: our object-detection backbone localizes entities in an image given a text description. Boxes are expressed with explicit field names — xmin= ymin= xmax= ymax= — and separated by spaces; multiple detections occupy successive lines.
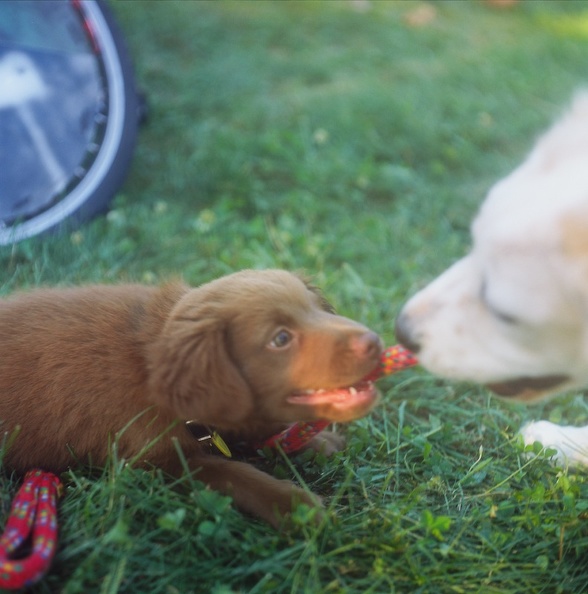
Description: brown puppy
xmin=0 ymin=269 xmax=381 ymax=526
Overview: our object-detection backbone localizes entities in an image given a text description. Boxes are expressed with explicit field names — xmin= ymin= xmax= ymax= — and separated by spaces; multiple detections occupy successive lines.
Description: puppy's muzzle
xmin=394 ymin=310 xmax=421 ymax=354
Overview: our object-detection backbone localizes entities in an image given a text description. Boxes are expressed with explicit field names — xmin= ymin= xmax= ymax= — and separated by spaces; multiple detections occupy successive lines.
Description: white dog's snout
xmin=395 ymin=309 xmax=421 ymax=354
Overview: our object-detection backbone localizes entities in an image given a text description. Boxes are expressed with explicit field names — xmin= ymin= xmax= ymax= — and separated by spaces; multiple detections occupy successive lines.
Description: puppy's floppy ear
xmin=296 ymin=272 xmax=336 ymax=314
xmin=147 ymin=294 xmax=254 ymax=427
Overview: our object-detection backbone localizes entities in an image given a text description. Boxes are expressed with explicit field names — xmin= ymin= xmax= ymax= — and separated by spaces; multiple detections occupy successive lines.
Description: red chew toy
xmin=364 ymin=344 xmax=419 ymax=380
xmin=260 ymin=344 xmax=418 ymax=454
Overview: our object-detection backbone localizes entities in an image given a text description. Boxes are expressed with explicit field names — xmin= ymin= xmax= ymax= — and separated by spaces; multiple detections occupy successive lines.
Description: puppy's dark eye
xmin=270 ymin=329 xmax=293 ymax=349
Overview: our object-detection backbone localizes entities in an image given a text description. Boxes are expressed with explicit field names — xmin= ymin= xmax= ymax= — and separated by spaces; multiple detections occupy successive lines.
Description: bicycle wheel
xmin=0 ymin=0 xmax=139 ymax=245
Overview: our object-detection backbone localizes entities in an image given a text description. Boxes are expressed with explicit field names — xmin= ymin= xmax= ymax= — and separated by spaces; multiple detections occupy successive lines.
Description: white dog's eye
xmin=269 ymin=329 xmax=293 ymax=349
xmin=481 ymin=281 xmax=519 ymax=325
xmin=490 ymin=307 xmax=519 ymax=325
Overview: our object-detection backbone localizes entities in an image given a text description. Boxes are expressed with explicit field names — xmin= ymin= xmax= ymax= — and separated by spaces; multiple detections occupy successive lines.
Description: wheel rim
xmin=0 ymin=0 xmax=131 ymax=244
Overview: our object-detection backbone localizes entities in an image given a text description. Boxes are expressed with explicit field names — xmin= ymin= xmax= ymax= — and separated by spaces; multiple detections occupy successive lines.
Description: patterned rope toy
xmin=260 ymin=344 xmax=418 ymax=454
xmin=0 ymin=470 xmax=62 ymax=590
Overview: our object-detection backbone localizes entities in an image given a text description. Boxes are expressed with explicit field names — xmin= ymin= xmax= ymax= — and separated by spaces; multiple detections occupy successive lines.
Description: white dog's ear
xmin=147 ymin=292 xmax=254 ymax=427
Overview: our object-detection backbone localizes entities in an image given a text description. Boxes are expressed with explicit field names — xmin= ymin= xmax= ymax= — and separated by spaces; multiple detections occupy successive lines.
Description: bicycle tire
xmin=0 ymin=0 xmax=139 ymax=245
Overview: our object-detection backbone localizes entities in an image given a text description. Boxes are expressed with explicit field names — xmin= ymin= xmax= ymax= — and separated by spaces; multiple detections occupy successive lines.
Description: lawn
xmin=2 ymin=1 xmax=588 ymax=592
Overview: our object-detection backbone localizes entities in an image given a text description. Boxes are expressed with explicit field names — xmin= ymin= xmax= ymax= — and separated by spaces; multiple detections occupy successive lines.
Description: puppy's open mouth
xmin=485 ymin=374 xmax=569 ymax=399
xmin=287 ymin=380 xmax=378 ymax=412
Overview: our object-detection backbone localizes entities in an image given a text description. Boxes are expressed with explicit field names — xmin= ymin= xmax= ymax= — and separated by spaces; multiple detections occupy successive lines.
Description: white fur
xmin=397 ymin=91 xmax=588 ymax=463
xmin=520 ymin=421 xmax=588 ymax=467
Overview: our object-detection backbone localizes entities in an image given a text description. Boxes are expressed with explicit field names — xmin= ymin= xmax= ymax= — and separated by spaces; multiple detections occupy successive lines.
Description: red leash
xmin=261 ymin=344 xmax=418 ymax=454
xmin=0 ymin=470 xmax=62 ymax=590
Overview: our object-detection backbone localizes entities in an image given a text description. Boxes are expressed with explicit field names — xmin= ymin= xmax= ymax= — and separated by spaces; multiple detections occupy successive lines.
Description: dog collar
xmin=185 ymin=419 xmax=327 ymax=457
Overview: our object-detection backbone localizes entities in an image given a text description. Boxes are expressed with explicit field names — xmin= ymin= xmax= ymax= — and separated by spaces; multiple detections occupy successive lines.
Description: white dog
xmin=396 ymin=91 xmax=588 ymax=466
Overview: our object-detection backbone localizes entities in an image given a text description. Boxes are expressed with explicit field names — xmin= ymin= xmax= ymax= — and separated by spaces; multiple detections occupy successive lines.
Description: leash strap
xmin=0 ymin=470 xmax=62 ymax=590
xmin=261 ymin=344 xmax=418 ymax=454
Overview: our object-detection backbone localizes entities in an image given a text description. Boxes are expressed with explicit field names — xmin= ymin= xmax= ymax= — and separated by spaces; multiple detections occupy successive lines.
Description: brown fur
xmin=0 ymin=269 xmax=381 ymax=526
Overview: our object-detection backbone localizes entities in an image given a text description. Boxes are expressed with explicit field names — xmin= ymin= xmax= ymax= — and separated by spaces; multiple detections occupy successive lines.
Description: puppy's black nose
xmin=395 ymin=311 xmax=421 ymax=354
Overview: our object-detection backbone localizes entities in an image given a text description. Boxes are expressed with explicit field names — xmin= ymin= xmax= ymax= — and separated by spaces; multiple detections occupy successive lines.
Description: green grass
xmin=2 ymin=0 xmax=588 ymax=592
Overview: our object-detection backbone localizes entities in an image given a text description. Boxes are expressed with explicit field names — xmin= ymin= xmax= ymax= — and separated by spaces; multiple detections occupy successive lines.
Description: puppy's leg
xmin=520 ymin=421 xmax=588 ymax=467
xmin=190 ymin=456 xmax=322 ymax=528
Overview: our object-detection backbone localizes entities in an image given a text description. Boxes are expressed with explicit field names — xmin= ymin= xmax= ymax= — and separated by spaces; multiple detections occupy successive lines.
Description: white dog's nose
xmin=395 ymin=310 xmax=421 ymax=354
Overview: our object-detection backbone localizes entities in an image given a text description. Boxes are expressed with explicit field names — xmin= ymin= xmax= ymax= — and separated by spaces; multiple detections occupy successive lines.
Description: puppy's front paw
xmin=279 ymin=484 xmax=324 ymax=529
xmin=305 ymin=430 xmax=345 ymax=456
xmin=264 ymin=481 xmax=323 ymax=529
